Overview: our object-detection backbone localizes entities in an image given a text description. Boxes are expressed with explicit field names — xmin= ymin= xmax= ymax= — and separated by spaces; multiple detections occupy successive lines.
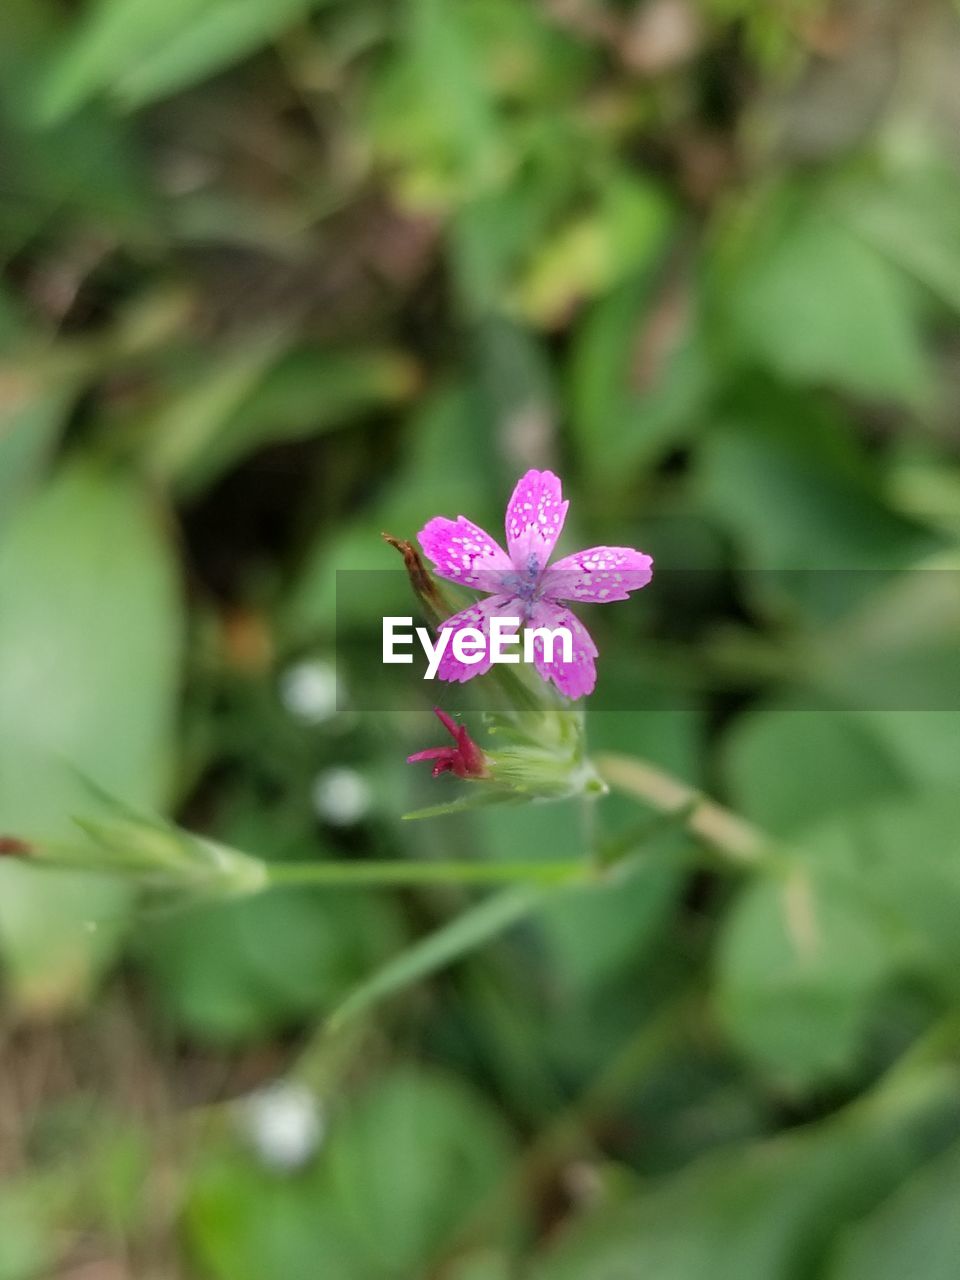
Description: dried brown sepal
xmin=382 ymin=532 xmax=451 ymax=627
xmin=0 ymin=836 xmax=32 ymax=857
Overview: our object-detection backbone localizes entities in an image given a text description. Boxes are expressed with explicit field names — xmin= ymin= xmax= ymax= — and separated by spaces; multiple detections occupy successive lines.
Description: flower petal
xmin=525 ymin=601 xmax=597 ymax=700
xmin=406 ymin=747 xmax=451 ymax=763
xmin=545 ymin=546 xmax=653 ymax=602
xmin=431 ymin=706 xmax=460 ymax=740
xmin=418 ymin=516 xmax=512 ymax=590
xmin=504 ymin=470 xmax=569 ymax=572
xmin=435 ymin=594 xmax=519 ymax=684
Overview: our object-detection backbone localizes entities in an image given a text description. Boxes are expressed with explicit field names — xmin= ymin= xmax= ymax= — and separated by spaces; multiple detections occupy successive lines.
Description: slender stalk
xmin=264 ymin=858 xmax=590 ymax=889
xmin=595 ymin=751 xmax=770 ymax=866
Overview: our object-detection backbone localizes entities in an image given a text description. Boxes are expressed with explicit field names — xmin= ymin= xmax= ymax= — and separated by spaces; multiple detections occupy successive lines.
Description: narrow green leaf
xmin=143 ymin=334 xmax=285 ymax=487
xmin=403 ymin=790 xmax=525 ymax=821
xmin=326 ymin=885 xmax=544 ymax=1030
xmin=35 ymin=0 xmax=335 ymax=119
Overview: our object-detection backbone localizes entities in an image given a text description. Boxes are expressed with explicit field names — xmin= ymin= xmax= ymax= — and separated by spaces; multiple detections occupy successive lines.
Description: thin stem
xmin=595 ymin=751 xmax=770 ymax=866
xmin=264 ymin=858 xmax=590 ymax=889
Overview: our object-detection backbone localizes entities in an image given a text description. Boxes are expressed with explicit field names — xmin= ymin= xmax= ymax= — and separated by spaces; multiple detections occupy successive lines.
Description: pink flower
xmin=407 ymin=707 xmax=488 ymax=779
xmin=418 ymin=470 xmax=653 ymax=699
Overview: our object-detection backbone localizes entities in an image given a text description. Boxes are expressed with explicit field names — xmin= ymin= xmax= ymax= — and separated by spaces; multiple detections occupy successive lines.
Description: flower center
xmin=501 ymin=554 xmax=542 ymax=604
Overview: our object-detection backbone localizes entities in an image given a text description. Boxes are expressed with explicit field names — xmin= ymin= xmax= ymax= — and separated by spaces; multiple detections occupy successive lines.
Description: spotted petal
xmin=418 ymin=516 xmax=512 ymax=591
xmin=545 ymin=547 xmax=653 ymax=603
xmin=435 ymin=594 xmax=519 ymax=684
xmin=525 ymin=601 xmax=597 ymax=700
xmin=504 ymin=469 xmax=569 ymax=573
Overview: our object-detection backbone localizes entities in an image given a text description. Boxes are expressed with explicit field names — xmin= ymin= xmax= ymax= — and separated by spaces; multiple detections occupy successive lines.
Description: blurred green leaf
xmin=570 ymin=272 xmax=711 ymax=485
xmin=511 ymin=177 xmax=673 ymax=327
xmin=809 ymin=564 xmax=960 ymax=712
xmin=0 ymin=462 xmax=182 ymax=1012
xmin=0 ymin=1181 xmax=58 ymax=1280
xmin=208 ymin=347 xmax=419 ymax=478
xmin=697 ymin=407 xmax=936 ymax=619
xmin=722 ymin=706 xmax=908 ymax=833
xmin=482 ymin=800 xmax=686 ymax=995
xmin=139 ymin=886 xmax=403 ymax=1045
xmin=186 ymin=1154 xmax=363 ymax=1280
xmin=862 ymin=711 xmax=960 ymax=791
xmin=802 ymin=790 xmax=960 ymax=998
xmin=144 ymin=341 xmax=419 ymax=496
xmin=841 ymin=154 xmax=960 ymax=316
xmin=79 ymin=1117 xmax=151 ymax=1236
xmin=723 ymin=199 xmax=928 ymax=402
xmin=35 ymin=0 xmax=335 ymax=119
xmin=718 ymin=790 xmax=960 ymax=1082
xmin=529 ymin=1063 xmax=960 ymax=1280
xmin=187 ymin=1068 xmax=518 ymax=1279
xmin=700 ymin=423 xmax=930 ymax=571
xmin=0 ymin=374 xmax=71 ymax=536
xmin=329 ymin=1068 xmax=520 ymax=1271
xmin=717 ymin=863 xmax=895 ymax=1085
xmin=0 ymin=5 xmax=153 ymax=248
xmin=142 ymin=333 xmax=286 ymax=487
xmin=370 ymin=0 xmax=500 ymax=203
xmin=827 ymin=1137 xmax=960 ymax=1280
xmin=540 ymin=862 xmax=684 ymax=995
xmin=168 ymin=345 xmax=419 ymax=499
xmin=445 ymin=1251 xmax=515 ymax=1280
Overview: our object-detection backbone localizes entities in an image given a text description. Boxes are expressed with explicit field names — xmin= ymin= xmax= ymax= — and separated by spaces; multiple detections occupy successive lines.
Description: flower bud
xmin=18 ymin=807 xmax=268 ymax=901
xmin=485 ymin=705 xmax=608 ymax=801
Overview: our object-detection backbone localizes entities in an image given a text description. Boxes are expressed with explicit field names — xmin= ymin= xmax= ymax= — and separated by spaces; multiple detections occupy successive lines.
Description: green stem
xmin=264 ymin=858 xmax=590 ymax=889
xmin=595 ymin=751 xmax=772 ymax=867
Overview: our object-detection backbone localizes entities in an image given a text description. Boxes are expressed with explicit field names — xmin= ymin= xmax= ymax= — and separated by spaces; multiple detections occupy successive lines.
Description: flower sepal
xmin=484 ymin=704 xmax=608 ymax=802
xmin=73 ymin=814 xmax=269 ymax=899
xmin=11 ymin=785 xmax=268 ymax=902
xmin=404 ymin=703 xmax=606 ymax=820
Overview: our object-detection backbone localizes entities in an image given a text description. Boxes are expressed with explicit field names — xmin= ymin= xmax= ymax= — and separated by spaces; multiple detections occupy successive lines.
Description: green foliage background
xmin=1 ymin=0 xmax=960 ymax=1275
